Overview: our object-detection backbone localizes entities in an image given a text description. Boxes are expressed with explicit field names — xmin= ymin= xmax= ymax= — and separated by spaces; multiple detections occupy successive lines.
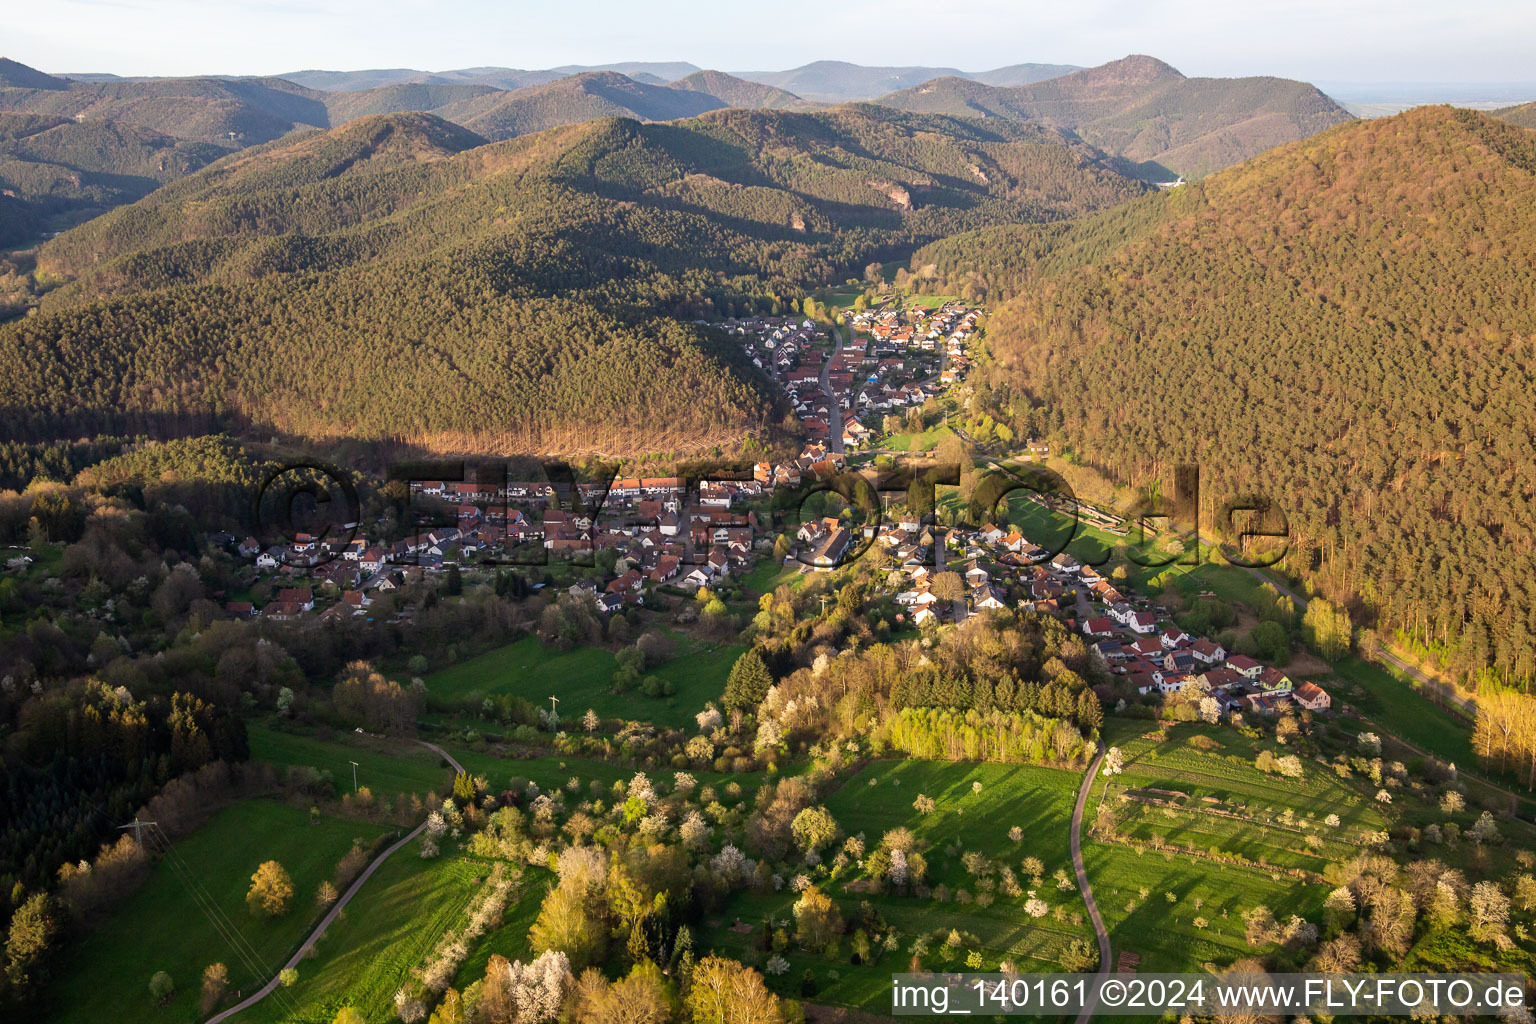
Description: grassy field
xmin=250 ymin=723 xmax=455 ymax=799
xmin=1328 ymin=657 xmax=1479 ymax=767
xmin=879 ymin=423 xmax=954 ymax=453
xmin=225 ymin=853 xmax=524 ymax=1024
xmin=421 ymin=635 xmax=743 ymax=728
xmin=1084 ymin=721 xmax=1374 ymax=970
xmin=702 ymin=759 xmax=1091 ymax=1016
xmin=47 ymin=800 xmax=393 ymax=1024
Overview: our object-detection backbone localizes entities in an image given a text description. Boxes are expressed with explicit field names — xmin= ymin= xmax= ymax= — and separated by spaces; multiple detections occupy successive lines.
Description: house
xmin=256 ymin=547 xmax=283 ymax=570
xmin=1092 ymin=640 xmax=1126 ymax=663
xmin=978 ymin=524 xmax=1005 ymax=544
xmin=1258 ymin=667 xmax=1293 ymax=695
xmin=1190 ymin=639 xmax=1226 ymax=665
xmin=224 ymin=601 xmax=254 ymax=619
xmin=648 ymin=555 xmax=680 ymax=584
xmin=277 ymin=587 xmax=315 ymax=612
xmin=1050 ymin=552 xmax=1082 ymax=574
xmin=811 ymin=528 xmax=852 ymax=570
xmin=263 ymin=600 xmax=304 ymax=621
xmin=1082 ymin=617 xmax=1117 ymax=639
xmin=970 ymin=585 xmax=1007 ymax=611
xmin=913 ymin=606 xmax=938 ymax=626
xmin=341 ymin=590 xmax=372 ymax=610
xmin=1225 ymin=654 xmax=1263 ymax=679
xmin=1162 ymin=650 xmax=1196 ymax=674
xmin=606 ymin=569 xmax=644 ymax=594
xmin=1161 ymin=626 xmax=1189 ymax=649
xmin=963 ymin=562 xmax=989 ymax=587
xmin=1293 ymin=681 xmax=1331 ymax=711
xmin=238 ymin=536 xmax=262 ymax=558
xmin=1200 ymin=667 xmax=1244 ymax=691
xmin=1128 ymin=611 xmax=1158 ymax=634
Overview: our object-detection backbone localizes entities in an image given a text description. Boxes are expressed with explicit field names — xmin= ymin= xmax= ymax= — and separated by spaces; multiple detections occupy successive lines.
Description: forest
xmin=944 ymin=106 xmax=1536 ymax=688
xmin=0 ymin=106 xmax=1146 ymax=457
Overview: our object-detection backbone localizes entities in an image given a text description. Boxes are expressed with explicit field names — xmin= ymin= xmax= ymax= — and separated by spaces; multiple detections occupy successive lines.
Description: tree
xmin=930 ymin=571 xmax=964 ymax=605
xmin=722 ymin=648 xmax=773 ymax=712
xmin=686 ymin=956 xmax=785 ymax=1024
xmin=792 ymin=886 xmax=844 ymax=952
xmin=246 ymin=860 xmax=294 ymax=917
xmin=1301 ymin=597 xmax=1353 ymax=661
xmin=1468 ymin=881 xmax=1510 ymax=941
xmin=149 ymin=970 xmax=175 ymax=1003
xmin=201 ymin=962 xmax=229 ymax=1014
xmin=790 ymin=806 xmax=838 ymax=856
xmin=5 ymin=892 xmax=59 ymax=990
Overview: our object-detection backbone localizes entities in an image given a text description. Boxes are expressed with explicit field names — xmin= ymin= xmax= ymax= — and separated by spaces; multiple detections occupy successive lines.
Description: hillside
xmin=3 ymin=106 xmax=1147 ymax=455
xmin=876 ymin=55 xmax=1354 ymax=177
xmin=432 ymin=71 xmax=732 ymax=140
xmin=970 ymin=107 xmax=1536 ymax=678
xmin=668 ymin=70 xmax=810 ymax=110
xmin=1495 ymin=100 xmax=1536 ymax=129
xmin=0 ymin=112 xmax=231 ymax=245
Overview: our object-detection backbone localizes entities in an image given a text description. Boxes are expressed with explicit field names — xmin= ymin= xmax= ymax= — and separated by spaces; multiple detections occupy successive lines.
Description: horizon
xmin=10 ymin=0 xmax=1536 ymax=86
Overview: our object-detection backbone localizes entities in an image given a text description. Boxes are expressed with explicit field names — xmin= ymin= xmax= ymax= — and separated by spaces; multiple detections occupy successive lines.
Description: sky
xmin=9 ymin=0 xmax=1536 ymax=84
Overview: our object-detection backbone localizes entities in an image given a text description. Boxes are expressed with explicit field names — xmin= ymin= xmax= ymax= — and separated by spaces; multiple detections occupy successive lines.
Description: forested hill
xmin=972 ymin=106 xmax=1536 ymax=683
xmin=1 ymin=106 xmax=1147 ymax=457
xmin=1494 ymin=101 xmax=1536 ymax=130
xmin=875 ymin=55 xmax=1354 ymax=178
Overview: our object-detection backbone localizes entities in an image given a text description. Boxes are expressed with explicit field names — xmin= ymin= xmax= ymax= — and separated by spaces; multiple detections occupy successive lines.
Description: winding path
xmin=205 ymin=740 xmax=464 ymax=1024
xmin=1070 ymin=742 xmax=1112 ymax=1024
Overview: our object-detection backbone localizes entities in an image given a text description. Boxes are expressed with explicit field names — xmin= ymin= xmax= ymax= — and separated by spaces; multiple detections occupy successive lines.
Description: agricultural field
xmin=1083 ymin=721 xmax=1377 ymax=970
xmin=420 ymin=634 xmax=743 ymax=728
xmin=701 ymin=759 xmax=1092 ymax=1015
xmin=45 ymin=801 xmax=394 ymax=1024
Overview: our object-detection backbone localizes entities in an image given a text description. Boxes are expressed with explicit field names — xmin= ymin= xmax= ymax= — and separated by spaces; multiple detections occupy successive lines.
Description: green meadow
xmin=46 ymin=801 xmax=393 ymax=1024
xmin=420 ymin=634 xmax=744 ymax=728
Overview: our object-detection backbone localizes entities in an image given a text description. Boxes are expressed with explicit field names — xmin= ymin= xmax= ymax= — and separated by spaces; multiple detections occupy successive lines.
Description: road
xmin=1071 ymin=742 xmax=1112 ymax=1024
xmin=205 ymin=739 xmax=465 ymax=1024
xmin=822 ymin=324 xmax=846 ymax=455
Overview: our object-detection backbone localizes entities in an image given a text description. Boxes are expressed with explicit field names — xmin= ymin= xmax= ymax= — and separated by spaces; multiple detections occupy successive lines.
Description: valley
xmin=5 ymin=21 xmax=1536 ymax=1024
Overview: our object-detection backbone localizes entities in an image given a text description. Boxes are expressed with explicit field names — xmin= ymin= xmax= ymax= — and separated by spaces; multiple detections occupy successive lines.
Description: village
xmin=716 ymin=299 xmax=978 ymax=454
xmin=210 ymin=281 xmax=1322 ymax=725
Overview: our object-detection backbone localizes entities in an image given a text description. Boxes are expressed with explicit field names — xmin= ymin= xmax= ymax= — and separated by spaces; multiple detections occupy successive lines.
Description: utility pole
xmin=118 ymin=817 xmax=156 ymax=846
xmin=350 ymin=760 xmax=360 ymax=794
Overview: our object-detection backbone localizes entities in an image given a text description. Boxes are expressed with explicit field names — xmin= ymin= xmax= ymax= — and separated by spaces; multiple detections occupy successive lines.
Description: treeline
xmin=0 ymin=681 xmax=247 ymax=892
xmin=880 ymin=706 xmax=1095 ymax=766
xmin=977 ymin=108 xmax=1536 ymax=687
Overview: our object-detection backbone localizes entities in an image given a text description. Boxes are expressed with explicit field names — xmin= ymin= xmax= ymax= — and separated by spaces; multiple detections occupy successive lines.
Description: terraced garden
xmin=1083 ymin=721 xmax=1378 ymax=970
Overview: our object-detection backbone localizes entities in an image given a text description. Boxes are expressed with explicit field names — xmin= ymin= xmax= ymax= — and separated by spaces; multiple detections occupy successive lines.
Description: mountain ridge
xmin=876 ymin=55 xmax=1353 ymax=176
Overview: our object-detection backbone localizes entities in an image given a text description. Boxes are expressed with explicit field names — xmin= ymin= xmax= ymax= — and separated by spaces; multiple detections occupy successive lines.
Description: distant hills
xmin=733 ymin=60 xmax=1082 ymax=102
xmin=874 ymin=55 xmax=1354 ymax=177
xmin=0 ymin=54 xmax=1366 ymax=243
xmin=272 ymin=60 xmax=1083 ymax=100
xmin=2 ymin=105 xmax=1145 ymax=455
